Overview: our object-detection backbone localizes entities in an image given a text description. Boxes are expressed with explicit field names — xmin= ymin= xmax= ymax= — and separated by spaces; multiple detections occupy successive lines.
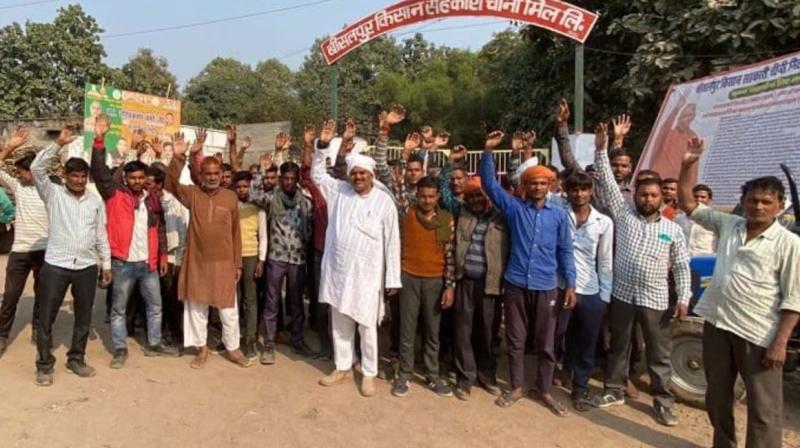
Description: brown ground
xmin=0 ymin=257 xmax=798 ymax=448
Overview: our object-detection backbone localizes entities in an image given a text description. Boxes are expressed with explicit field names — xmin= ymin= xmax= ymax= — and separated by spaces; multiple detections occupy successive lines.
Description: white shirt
xmin=161 ymin=191 xmax=189 ymax=265
xmin=675 ymin=210 xmax=716 ymax=255
xmin=311 ymin=145 xmax=401 ymax=328
xmin=126 ymin=191 xmax=150 ymax=262
xmin=691 ymin=204 xmax=800 ymax=347
xmin=0 ymin=170 xmax=48 ymax=252
xmin=31 ymin=143 xmax=111 ymax=270
xmin=558 ymin=205 xmax=614 ymax=302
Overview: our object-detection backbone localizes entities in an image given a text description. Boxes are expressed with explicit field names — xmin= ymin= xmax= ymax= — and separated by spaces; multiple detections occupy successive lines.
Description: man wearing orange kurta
xmin=164 ymin=134 xmax=250 ymax=369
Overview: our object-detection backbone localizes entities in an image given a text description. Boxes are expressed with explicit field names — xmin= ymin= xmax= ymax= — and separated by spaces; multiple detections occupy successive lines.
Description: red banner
xmin=321 ymin=0 xmax=598 ymax=65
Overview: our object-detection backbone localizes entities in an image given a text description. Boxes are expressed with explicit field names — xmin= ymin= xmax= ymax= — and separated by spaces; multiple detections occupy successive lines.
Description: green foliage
xmin=119 ymin=48 xmax=179 ymax=97
xmin=0 ymin=4 xmax=116 ymax=118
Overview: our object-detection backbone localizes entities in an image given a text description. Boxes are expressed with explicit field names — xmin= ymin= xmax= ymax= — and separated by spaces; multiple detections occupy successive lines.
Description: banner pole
xmin=574 ymin=43 xmax=584 ymax=134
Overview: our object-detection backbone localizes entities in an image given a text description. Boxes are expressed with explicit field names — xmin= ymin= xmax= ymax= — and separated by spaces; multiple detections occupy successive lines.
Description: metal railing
xmin=364 ymin=147 xmax=531 ymax=175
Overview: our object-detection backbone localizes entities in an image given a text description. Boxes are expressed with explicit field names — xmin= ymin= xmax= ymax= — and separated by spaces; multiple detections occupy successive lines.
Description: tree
xmin=120 ymin=48 xmax=179 ymax=97
xmin=0 ymin=4 xmax=117 ymax=118
xmin=242 ymin=59 xmax=305 ymax=125
xmin=183 ymin=57 xmax=260 ymax=127
xmin=294 ymin=36 xmax=404 ymax=134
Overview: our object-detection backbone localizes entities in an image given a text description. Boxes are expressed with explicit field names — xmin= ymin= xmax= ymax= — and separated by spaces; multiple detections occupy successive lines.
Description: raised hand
xmin=379 ymin=104 xmax=406 ymax=130
xmin=342 ymin=118 xmax=357 ymax=142
xmin=240 ymin=136 xmax=252 ymax=152
xmin=303 ymin=124 xmax=316 ymax=147
xmin=449 ymin=144 xmax=467 ymax=162
xmin=554 ymin=98 xmax=570 ymax=126
xmin=225 ymin=124 xmax=237 ymax=143
xmin=190 ymin=128 xmax=207 ymax=154
xmin=485 ymin=131 xmax=504 ymax=151
xmin=3 ymin=126 xmax=30 ymax=150
xmin=55 ymin=126 xmax=77 ymax=147
xmin=612 ymin=114 xmax=632 ymax=139
xmin=511 ymin=131 xmax=525 ymax=152
xmin=594 ymin=122 xmax=608 ymax=152
xmin=319 ymin=119 xmax=336 ymax=144
xmin=151 ymin=136 xmax=163 ymax=156
xmin=683 ymin=136 xmax=705 ymax=165
xmin=172 ymin=132 xmax=187 ymax=157
xmin=260 ymin=153 xmax=273 ymax=170
xmin=95 ymin=114 xmax=109 ymax=140
xmin=275 ymin=132 xmax=292 ymax=152
xmin=404 ymin=132 xmax=421 ymax=152
xmin=434 ymin=132 xmax=450 ymax=149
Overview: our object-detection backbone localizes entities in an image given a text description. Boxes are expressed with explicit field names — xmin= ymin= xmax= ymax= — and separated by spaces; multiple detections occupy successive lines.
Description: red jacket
xmin=91 ymin=138 xmax=167 ymax=271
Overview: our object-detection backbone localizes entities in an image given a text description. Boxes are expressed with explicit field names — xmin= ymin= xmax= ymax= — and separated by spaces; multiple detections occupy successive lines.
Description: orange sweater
xmin=402 ymin=210 xmax=445 ymax=278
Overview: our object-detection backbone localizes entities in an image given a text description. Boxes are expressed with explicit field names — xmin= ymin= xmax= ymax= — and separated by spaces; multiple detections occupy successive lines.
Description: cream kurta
xmin=311 ymin=147 xmax=401 ymax=327
xmin=165 ymin=155 xmax=242 ymax=308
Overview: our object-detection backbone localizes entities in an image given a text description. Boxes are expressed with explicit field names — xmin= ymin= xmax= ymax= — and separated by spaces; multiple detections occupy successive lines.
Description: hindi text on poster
xmin=321 ymin=0 xmax=597 ymax=65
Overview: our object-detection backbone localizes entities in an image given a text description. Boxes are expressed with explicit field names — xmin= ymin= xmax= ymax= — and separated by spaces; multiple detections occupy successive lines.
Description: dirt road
xmin=0 ymin=262 xmax=798 ymax=447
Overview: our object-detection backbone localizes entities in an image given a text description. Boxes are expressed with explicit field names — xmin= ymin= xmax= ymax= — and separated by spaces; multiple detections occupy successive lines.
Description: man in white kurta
xmin=312 ymin=137 xmax=401 ymax=397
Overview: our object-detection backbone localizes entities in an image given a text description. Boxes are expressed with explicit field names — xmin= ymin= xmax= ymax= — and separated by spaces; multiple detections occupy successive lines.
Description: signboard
xmin=637 ymin=51 xmax=800 ymax=207
xmin=83 ymin=83 xmax=181 ymax=165
xmin=321 ymin=0 xmax=598 ymax=65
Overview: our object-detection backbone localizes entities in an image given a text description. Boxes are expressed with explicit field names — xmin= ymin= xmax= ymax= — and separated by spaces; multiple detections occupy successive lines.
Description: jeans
xmin=0 ymin=250 xmax=44 ymax=339
xmin=36 ymin=263 xmax=98 ymax=373
xmin=262 ymin=260 xmax=305 ymax=348
xmin=110 ymin=260 xmax=163 ymax=351
xmin=556 ymin=293 xmax=606 ymax=396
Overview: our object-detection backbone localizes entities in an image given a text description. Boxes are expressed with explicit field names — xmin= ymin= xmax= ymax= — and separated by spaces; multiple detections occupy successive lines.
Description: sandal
xmin=190 ymin=349 xmax=208 ymax=369
xmin=495 ymin=392 xmax=523 ymax=408
xmin=539 ymin=394 xmax=569 ymax=417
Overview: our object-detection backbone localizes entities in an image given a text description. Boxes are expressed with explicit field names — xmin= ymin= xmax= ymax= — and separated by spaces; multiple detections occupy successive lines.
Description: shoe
xmin=35 ymin=370 xmax=53 ymax=387
xmin=190 ymin=347 xmax=209 ymax=369
xmin=572 ymin=391 xmax=592 ymax=413
xmin=391 ymin=377 xmax=410 ymax=397
xmin=478 ymin=379 xmax=502 ymax=397
xmin=223 ymin=349 xmax=252 ymax=368
xmin=654 ymin=404 xmax=679 ymax=427
xmin=260 ymin=348 xmax=276 ymax=365
xmin=243 ymin=344 xmax=258 ymax=361
xmin=292 ymin=342 xmax=318 ymax=358
xmin=144 ymin=343 xmax=180 ymax=358
xmin=360 ymin=376 xmax=377 ymax=397
xmin=319 ymin=369 xmax=352 ymax=387
xmin=591 ymin=391 xmax=625 ymax=408
xmin=110 ymin=349 xmax=128 ymax=369
xmin=625 ymin=379 xmax=640 ymax=399
xmin=65 ymin=360 xmax=96 ymax=378
xmin=455 ymin=386 xmax=471 ymax=401
xmin=427 ymin=377 xmax=453 ymax=398
xmin=0 ymin=337 xmax=7 ymax=358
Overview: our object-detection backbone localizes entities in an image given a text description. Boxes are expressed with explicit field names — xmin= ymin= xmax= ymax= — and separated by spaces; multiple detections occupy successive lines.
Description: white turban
xmin=346 ymin=154 xmax=376 ymax=175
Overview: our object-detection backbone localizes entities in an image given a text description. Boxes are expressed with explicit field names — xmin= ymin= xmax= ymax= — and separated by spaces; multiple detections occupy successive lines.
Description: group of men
xmin=0 ymin=98 xmax=796 ymax=448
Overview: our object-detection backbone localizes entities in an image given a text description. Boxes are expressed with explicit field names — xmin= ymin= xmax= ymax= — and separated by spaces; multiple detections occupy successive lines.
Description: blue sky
xmin=2 ymin=0 xmax=513 ymax=89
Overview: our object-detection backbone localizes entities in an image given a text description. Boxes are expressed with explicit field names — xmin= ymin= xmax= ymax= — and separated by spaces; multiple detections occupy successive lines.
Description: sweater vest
xmin=402 ymin=210 xmax=445 ymax=278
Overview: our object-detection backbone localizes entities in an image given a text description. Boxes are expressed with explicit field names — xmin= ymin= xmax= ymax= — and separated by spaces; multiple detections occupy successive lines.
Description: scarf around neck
xmin=414 ymin=204 xmax=452 ymax=246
